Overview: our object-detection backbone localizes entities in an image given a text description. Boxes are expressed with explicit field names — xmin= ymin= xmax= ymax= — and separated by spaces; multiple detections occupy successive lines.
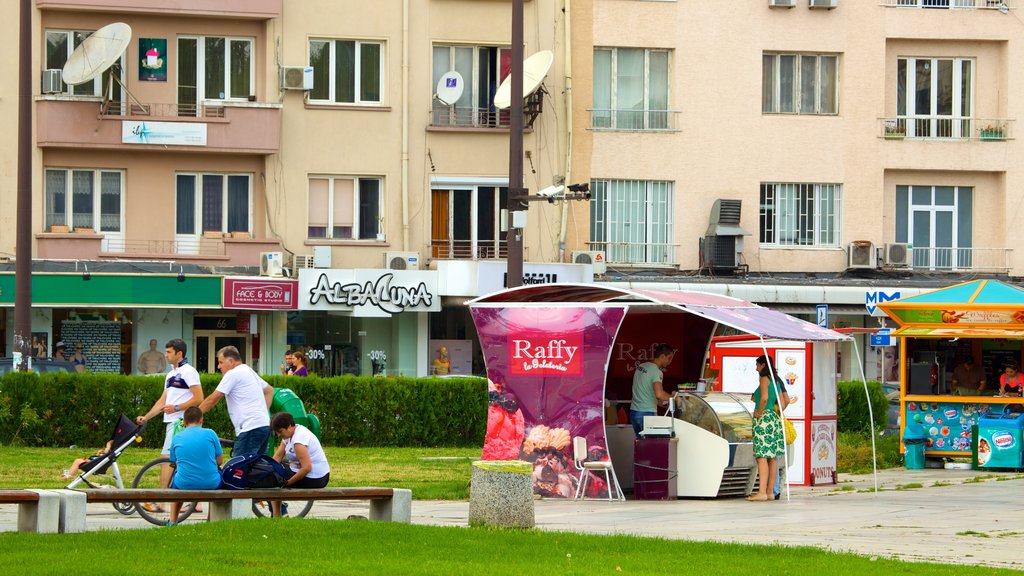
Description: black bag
xmin=220 ymin=454 xmax=288 ymax=490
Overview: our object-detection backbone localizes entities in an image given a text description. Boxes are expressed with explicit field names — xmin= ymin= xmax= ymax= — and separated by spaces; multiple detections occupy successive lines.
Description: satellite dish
xmin=435 ymin=71 xmax=465 ymax=106
xmin=62 ymin=22 xmax=132 ymax=86
xmin=493 ymin=50 xmax=554 ymax=110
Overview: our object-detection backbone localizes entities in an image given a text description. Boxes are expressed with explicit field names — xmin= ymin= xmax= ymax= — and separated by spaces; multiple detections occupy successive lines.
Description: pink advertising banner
xmin=471 ymin=305 xmax=626 ymax=498
xmin=223 ymin=278 xmax=298 ymax=310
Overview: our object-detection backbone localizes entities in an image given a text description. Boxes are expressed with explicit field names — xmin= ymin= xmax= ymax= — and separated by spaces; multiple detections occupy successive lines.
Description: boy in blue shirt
xmin=168 ymin=406 xmax=223 ymax=525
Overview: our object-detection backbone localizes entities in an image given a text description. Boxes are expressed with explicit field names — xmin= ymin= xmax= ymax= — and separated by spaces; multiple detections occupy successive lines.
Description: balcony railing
xmin=880 ymin=117 xmax=1013 ymax=140
xmin=430 ymin=91 xmax=543 ymax=129
xmin=586 ymin=242 xmax=678 ymax=267
xmin=906 ymin=247 xmax=1012 ymax=273
xmin=101 ymin=101 xmax=227 ymax=119
xmin=103 ymin=238 xmax=226 ymax=256
xmin=880 ymin=0 xmax=1012 ymax=8
xmin=431 ymin=239 xmax=508 ymax=260
xmin=589 ymin=109 xmax=680 ymax=132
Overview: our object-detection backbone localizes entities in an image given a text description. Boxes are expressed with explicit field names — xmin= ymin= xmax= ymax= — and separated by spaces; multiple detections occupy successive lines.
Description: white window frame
xmin=592 ymin=47 xmax=672 ymax=130
xmin=759 ymin=183 xmax=841 ymax=247
xmin=307 ymin=39 xmax=385 ymax=105
xmin=44 ymin=29 xmax=124 ymax=98
xmin=896 ymin=56 xmax=974 ymax=138
xmin=306 ymin=175 xmax=384 ymax=240
xmin=174 ymin=172 xmax=253 ymax=236
xmin=762 ymin=52 xmax=839 ymax=115
xmin=896 ymin=185 xmax=973 ymax=269
xmin=590 ymin=179 xmax=674 ymax=264
xmin=44 ymin=168 xmax=125 ymax=251
xmin=177 ymin=35 xmax=255 ymax=102
xmin=430 ymin=178 xmax=508 ymax=259
xmin=431 ymin=44 xmax=510 ymax=128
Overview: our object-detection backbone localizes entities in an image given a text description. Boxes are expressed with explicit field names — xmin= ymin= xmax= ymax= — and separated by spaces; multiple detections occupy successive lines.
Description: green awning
xmin=0 ymin=273 xmax=222 ymax=307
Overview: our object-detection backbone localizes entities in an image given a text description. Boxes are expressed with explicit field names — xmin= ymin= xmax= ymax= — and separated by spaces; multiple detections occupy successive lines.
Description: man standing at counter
xmin=951 ymin=356 xmax=986 ymax=396
xmin=629 ymin=343 xmax=676 ymax=436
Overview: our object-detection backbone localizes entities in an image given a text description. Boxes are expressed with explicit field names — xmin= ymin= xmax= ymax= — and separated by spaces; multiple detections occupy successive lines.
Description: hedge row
xmin=0 ymin=372 xmax=488 ymax=449
xmin=836 ymin=380 xmax=889 ymax=433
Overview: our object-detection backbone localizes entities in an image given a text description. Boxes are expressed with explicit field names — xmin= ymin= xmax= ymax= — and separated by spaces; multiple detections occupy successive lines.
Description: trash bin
xmin=903 ymin=416 xmax=927 ymax=470
xmin=270 ymin=388 xmax=321 ymax=438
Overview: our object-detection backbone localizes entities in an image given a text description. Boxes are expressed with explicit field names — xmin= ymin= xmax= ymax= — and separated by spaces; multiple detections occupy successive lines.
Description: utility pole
xmin=506 ymin=0 xmax=525 ymax=288
xmin=14 ymin=0 xmax=32 ymax=371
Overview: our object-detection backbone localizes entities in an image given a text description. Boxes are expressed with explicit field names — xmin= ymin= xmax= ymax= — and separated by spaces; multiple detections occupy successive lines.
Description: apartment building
xmin=0 ymin=0 xmax=572 ymax=376
xmin=568 ymin=0 xmax=1021 ymax=379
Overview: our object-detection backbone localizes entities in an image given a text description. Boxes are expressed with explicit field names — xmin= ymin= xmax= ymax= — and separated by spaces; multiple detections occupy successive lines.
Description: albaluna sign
xmin=298 ymin=269 xmax=440 ymax=316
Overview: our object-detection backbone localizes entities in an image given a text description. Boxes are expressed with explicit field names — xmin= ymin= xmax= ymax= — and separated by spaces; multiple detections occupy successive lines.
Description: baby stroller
xmin=64 ymin=414 xmax=146 ymax=515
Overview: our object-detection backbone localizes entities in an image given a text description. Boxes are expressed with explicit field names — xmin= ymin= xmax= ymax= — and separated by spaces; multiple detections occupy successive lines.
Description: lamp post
xmin=506 ymin=0 xmax=525 ymax=288
xmin=14 ymin=0 xmax=32 ymax=371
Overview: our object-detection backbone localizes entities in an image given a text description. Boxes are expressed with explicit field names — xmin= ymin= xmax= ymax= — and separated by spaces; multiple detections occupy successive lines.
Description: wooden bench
xmin=0 ymin=489 xmax=62 ymax=533
xmin=72 ymin=486 xmax=411 ymax=527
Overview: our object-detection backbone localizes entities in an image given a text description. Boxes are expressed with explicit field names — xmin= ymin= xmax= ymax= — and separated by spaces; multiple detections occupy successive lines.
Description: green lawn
xmin=1 ymin=520 xmax=1018 ymax=576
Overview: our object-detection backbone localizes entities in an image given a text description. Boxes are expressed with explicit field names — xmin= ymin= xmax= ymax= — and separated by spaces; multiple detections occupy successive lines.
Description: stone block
xmin=209 ymin=498 xmax=252 ymax=521
xmin=468 ymin=460 xmax=534 ymax=528
xmin=55 ymin=489 xmax=87 ymax=533
xmin=18 ymin=490 xmax=60 ymax=534
xmin=369 ymin=489 xmax=412 ymax=523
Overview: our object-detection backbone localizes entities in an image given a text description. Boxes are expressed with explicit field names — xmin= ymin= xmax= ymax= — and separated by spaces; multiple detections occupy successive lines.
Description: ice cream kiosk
xmin=878 ymin=280 xmax=1024 ymax=462
xmin=469 ymin=284 xmax=848 ymax=499
xmin=707 ymin=335 xmax=840 ymax=486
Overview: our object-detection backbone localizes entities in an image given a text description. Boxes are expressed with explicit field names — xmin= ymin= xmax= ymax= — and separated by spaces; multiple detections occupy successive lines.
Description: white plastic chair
xmin=572 ymin=436 xmax=625 ymax=501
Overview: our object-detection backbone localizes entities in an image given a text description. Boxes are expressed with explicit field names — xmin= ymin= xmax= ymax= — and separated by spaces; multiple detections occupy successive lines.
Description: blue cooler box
xmin=972 ymin=411 xmax=1024 ymax=470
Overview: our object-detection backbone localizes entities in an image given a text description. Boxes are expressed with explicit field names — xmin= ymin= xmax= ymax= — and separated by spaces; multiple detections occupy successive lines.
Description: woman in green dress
xmin=747 ymin=355 xmax=786 ymax=502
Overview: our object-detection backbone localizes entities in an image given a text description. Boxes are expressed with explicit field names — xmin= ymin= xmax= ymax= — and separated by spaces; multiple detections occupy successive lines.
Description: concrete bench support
xmin=209 ymin=498 xmax=253 ymax=521
xmin=56 ymin=489 xmax=87 ymax=533
xmin=468 ymin=460 xmax=534 ymax=528
xmin=19 ymin=490 xmax=60 ymax=534
xmin=369 ymin=488 xmax=411 ymax=522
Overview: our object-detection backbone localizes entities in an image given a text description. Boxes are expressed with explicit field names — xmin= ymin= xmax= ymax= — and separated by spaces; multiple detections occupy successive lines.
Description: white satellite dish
xmin=493 ymin=50 xmax=554 ymax=110
xmin=436 ymin=71 xmax=465 ymax=106
xmin=62 ymin=22 xmax=132 ymax=86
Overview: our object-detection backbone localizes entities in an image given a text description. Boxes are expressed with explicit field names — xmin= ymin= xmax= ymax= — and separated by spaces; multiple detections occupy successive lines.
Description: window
xmin=590 ymin=179 xmax=673 ymax=264
xmin=308 ymin=39 xmax=383 ymax=104
xmin=44 ymin=30 xmax=123 ymax=99
xmin=178 ymin=36 xmax=253 ymax=116
xmin=759 ymin=183 xmax=840 ymax=247
xmin=307 ymin=176 xmax=382 ymax=240
xmin=431 ymin=44 xmax=510 ymax=128
xmin=593 ymin=48 xmax=670 ymax=129
xmin=45 ymin=168 xmax=123 ymax=233
xmin=431 ymin=184 xmax=507 ymax=259
xmin=762 ymin=53 xmax=838 ymax=115
xmin=896 ymin=185 xmax=972 ymax=268
xmin=175 ymin=173 xmax=251 ymax=235
xmin=896 ymin=57 xmax=974 ymax=138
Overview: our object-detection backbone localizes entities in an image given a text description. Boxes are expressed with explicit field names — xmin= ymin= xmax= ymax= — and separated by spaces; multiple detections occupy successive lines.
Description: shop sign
xmin=477 ymin=262 xmax=593 ymax=295
xmin=809 ymin=421 xmax=837 ymax=485
xmin=866 ymin=290 xmax=900 ymax=317
xmin=0 ymin=273 xmax=221 ymax=307
xmin=223 ymin=278 xmax=297 ymax=310
xmin=893 ymin=308 xmax=1024 ymax=325
xmin=298 ymin=269 xmax=440 ymax=316
xmin=122 ymin=120 xmax=207 ymax=146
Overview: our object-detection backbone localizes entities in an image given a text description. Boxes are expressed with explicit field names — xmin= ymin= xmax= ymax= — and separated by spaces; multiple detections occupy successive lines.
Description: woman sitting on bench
xmin=270 ymin=412 xmax=330 ymax=517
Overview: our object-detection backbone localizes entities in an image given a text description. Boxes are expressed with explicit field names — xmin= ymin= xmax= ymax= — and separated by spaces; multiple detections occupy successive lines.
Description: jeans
xmin=233 ymin=426 xmax=270 ymax=457
xmin=629 ymin=410 xmax=655 ymax=436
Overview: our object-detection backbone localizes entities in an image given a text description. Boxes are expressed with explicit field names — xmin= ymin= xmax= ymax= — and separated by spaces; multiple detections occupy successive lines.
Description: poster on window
xmin=139 ymin=38 xmax=167 ymax=82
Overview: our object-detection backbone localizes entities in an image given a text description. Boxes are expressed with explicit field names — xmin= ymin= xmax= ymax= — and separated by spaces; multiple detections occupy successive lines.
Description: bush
xmin=837 ymin=380 xmax=888 ymax=433
xmin=836 ymin=430 xmax=903 ymax=474
xmin=0 ymin=372 xmax=487 ymax=449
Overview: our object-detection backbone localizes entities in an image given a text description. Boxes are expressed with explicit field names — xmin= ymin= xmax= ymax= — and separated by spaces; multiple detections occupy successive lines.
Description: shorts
xmin=233 ymin=426 xmax=271 ymax=457
xmin=286 ymin=472 xmax=330 ymax=489
xmin=160 ymin=421 xmax=177 ymax=455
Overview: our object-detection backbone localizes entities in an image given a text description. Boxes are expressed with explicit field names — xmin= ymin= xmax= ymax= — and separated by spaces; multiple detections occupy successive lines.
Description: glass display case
xmin=673 ymin=392 xmax=754 ymax=443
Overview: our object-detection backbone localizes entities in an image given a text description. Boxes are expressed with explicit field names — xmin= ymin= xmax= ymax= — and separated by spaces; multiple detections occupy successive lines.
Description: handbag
xmin=783 ymin=418 xmax=797 ymax=445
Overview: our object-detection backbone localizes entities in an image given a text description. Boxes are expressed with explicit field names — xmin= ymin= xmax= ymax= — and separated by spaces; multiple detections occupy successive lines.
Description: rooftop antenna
xmin=62 ymin=22 xmax=147 ymax=115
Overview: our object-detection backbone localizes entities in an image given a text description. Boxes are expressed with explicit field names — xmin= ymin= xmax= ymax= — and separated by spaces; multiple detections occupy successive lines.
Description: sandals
xmin=141 ymin=502 xmax=166 ymax=513
xmin=745 ymin=494 xmax=769 ymax=502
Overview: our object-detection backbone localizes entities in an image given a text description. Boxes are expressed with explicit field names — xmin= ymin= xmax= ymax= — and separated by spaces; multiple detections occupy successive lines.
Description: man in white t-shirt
xmin=136 ymin=338 xmax=204 ymax=494
xmin=199 ymin=345 xmax=274 ymax=457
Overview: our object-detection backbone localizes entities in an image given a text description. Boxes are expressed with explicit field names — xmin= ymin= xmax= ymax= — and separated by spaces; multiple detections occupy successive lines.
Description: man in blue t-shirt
xmin=168 ymin=406 xmax=223 ymax=525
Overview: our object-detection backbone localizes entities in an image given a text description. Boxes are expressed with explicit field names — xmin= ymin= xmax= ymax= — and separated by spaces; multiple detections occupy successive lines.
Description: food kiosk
xmin=877 ymin=280 xmax=1024 ymax=459
xmin=469 ymin=284 xmax=848 ymax=499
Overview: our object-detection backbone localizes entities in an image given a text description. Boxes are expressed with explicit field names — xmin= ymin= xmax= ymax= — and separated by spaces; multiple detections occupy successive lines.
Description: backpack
xmin=220 ymin=454 xmax=289 ymax=490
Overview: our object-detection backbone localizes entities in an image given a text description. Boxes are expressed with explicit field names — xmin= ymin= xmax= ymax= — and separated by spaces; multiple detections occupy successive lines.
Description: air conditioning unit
xmin=572 ymin=250 xmax=607 ymax=274
xmin=809 ymin=0 xmax=838 ymax=8
xmin=384 ymin=251 xmax=420 ymax=271
xmin=292 ymin=254 xmax=315 ymax=272
xmin=280 ymin=66 xmax=314 ymax=90
xmin=883 ymin=242 xmax=912 ymax=268
xmin=847 ymin=241 xmax=877 ymax=269
xmin=41 ymin=69 xmax=63 ymax=94
xmin=769 ymin=0 xmax=797 ymax=7
xmin=259 ymin=251 xmax=284 ymax=277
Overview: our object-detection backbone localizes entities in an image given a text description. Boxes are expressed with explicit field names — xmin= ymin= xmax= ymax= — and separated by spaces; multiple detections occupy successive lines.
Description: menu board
xmin=59 ymin=321 xmax=122 ymax=373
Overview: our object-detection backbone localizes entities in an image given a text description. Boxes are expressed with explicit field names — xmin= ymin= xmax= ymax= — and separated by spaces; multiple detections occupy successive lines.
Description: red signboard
xmin=223 ymin=278 xmax=297 ymax=310
xmin=507 ymin=308 xmax=584 ymax=376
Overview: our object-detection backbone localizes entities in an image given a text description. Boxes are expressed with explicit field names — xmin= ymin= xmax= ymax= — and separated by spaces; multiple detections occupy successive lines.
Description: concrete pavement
xmin=2 ymin=467 xmax=1022 ymax=569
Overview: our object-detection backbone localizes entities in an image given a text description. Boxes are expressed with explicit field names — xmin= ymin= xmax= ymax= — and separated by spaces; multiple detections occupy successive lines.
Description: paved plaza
xmin=2 ymin=467 xmax=1022 ymax=569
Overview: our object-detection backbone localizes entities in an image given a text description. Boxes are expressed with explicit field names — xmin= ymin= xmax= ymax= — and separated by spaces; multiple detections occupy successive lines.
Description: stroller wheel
xmin=113 ymin=501 xmax=136 ymax=516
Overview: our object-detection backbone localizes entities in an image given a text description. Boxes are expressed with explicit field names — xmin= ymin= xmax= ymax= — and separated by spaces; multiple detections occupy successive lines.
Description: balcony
xmin=587 ymin=242 xmax=678 ymax=268
xmin=430 ymin=239 xmax=508 ymax=260
xmin=907 ymin=246 xmax=1012 ymax=273
xmin=880 ymin=117 xmax=1013 ymax=140
xmin=37 ymin=97 xmax=282 ymax=154
xmin=589 ymin=109 xmax=681 ymax=132
xmin=35 ymin=233 xmax=282 ymax=267
xmin=35 ymin=0 xmax=281 ymax=19
xmin=429 ymin=91 xmax=543 ymax=130
xmin=880 ymin=0 xmax=1012 ymax=9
